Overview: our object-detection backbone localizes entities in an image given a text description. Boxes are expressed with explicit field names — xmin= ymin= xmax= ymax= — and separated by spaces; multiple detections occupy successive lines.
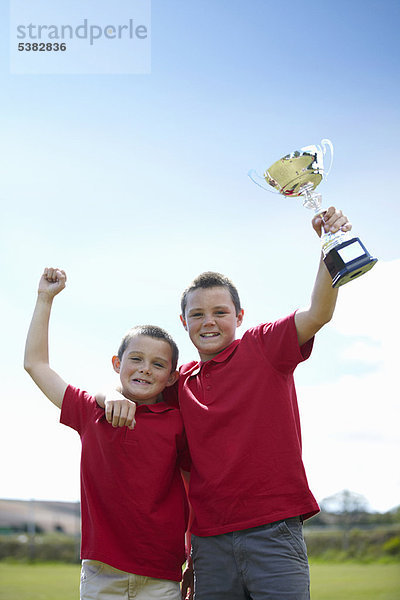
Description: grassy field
xmin=309 ymin=563 xmax=400 ymax=599
xmin=0 ymin=563 xmax=80 ymax=600
xmin=0 ymin=562 xmax=399 ymax=599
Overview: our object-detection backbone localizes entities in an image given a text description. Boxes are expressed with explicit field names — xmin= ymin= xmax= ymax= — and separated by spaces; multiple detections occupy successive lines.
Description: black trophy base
xmin=324 ymin=237 xmax=378 ymax=288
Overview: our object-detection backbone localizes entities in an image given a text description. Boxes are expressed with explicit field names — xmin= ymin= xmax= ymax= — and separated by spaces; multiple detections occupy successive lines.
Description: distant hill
xmin=1 ymin=496 xmax=398 ymax=537
xmin=0 ymin=498 xmax=80 ymax=535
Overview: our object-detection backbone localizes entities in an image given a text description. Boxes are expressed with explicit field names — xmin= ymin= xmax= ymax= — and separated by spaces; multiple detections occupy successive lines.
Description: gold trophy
xmin=248 ymin=139 xmax=377 ymax=287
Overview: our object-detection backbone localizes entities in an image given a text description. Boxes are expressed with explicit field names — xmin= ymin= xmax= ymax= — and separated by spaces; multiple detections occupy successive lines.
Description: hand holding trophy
xmin=248 ymin=139 xmax=377 ymax=287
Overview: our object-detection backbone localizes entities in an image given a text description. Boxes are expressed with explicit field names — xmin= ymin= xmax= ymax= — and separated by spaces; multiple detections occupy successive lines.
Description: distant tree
xmin=320 ymin=489 xmax=370 ymax=515
xmin=320 ymin=490 xmax=371 ymax=551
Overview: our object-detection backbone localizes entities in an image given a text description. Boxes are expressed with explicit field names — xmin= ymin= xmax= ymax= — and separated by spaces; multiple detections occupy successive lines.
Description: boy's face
xmin=180 ymin=286 xmax=244 ymax=361
xmin=112 ymin=335 xmax=178 ymax=405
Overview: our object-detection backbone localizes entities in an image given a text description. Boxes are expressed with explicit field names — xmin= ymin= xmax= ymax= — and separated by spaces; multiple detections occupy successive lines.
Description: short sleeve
xmin=60 ymin=385 xmax=99 ymax=435
xmin=246 ymin=312 xmax=314 ymax=373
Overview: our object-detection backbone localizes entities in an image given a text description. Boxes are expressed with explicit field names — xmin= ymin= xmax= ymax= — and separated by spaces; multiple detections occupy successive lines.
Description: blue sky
xmin=1 ymin=0 xmax=399 ymax=512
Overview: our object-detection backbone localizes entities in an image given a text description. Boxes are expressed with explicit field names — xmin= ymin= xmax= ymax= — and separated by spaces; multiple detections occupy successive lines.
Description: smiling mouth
xmin=133 ymin=378 xmax=151 ymax=385
xmin=200 ymin=332 xmax=220 ymax=338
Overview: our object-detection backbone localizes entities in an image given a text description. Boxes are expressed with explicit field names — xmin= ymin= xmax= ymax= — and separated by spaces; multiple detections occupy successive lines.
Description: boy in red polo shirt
xmin=24 ymin=267 xmax=190 ymax=600
xmin=177 ymin=206 xmax=351 ymax=599
xmin=101 ymin=207 xmax=351 ymax=599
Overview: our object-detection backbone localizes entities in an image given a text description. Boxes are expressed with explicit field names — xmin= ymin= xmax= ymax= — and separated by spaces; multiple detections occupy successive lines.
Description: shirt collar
xmin=188 ymin=338 xmax=241 ymax=377
xmin=136 ymin=401 xmax=174 ymax=413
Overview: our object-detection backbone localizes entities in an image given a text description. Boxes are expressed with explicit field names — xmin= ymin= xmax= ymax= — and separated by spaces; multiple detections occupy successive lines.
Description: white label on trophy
xmin=338 ymin=241 xmax=365 ymax=263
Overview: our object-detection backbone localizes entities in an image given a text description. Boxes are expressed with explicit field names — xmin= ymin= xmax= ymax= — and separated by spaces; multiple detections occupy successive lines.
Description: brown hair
xmin=117 ymin=325 xmax=179 ymax=371
xmin=180 ymin=271 xmax=242 ymax=317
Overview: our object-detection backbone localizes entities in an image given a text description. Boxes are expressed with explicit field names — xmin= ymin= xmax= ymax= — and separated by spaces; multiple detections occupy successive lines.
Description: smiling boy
xmin=180 ymin=285 xmax=244 ymax=361
xmin=114 ymin=328 xmax=178 ymax=404
xmin=176 ymin=207 xmax=351 ymax=600
xmin=24 ymin=267 xmax=190 ymax=600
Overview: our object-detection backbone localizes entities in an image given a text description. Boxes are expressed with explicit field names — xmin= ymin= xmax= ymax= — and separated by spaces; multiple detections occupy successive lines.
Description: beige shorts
xmin=80 ymin=559 xmax=181 ymax=600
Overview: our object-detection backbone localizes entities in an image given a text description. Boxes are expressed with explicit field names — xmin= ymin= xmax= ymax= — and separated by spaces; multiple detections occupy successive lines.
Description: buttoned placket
xmin=187 ymin=362 xmax=212 ymax=403
xmin=203 ymin=364 xmax=212 ymax=393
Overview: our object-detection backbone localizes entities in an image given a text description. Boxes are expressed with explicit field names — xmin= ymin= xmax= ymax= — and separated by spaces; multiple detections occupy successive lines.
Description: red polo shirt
xmin=61 ymin=385 xmax=190 ymax=581
xmin=179 ymin=312 xmax=319 ymax=537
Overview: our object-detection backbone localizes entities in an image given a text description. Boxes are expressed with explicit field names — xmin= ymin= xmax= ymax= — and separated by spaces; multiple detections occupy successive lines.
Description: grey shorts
xmin=191 ymin=517 xmax=310 ymax=600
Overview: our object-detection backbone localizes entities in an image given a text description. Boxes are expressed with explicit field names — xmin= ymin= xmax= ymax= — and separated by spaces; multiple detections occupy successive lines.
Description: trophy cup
xmin=248 ymin=139 xmax=377 ymax=287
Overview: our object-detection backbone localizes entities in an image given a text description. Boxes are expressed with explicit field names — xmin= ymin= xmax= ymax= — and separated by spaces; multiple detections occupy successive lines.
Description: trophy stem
xmin=300 ymin=186 xmax=351 ymax=257
xmin=301 ymin=185 xmax=324 ymax=215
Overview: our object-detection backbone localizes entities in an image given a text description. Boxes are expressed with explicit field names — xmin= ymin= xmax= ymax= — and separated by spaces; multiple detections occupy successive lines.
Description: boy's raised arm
xmin=24 ymin=268 xmax=69 ymax=409
xmin=294 ymin=207 xmax=352 ymax=346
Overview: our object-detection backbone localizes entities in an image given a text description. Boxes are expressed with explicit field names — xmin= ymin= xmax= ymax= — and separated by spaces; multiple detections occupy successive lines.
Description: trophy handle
xmin=320 ymin=138 xmax=334 ymax=177
xmin=248 ymin=169 xmax=274 ymax=193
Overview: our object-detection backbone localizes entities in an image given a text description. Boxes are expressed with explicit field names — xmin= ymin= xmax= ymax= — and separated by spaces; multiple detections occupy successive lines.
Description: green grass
xmin=310 ymin=562 xmax=400 ymax=600
xmin=0 ymin=562 xmax=399 ymax=599
xmin=0 ymin=563 xmax=80 ymax=600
